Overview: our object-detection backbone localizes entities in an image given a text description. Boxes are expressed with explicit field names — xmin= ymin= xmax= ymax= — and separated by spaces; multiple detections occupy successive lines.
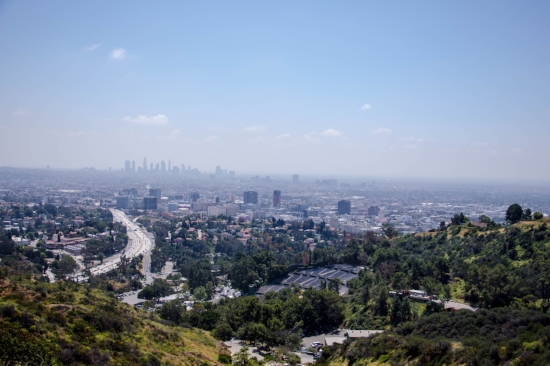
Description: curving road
xmin=88 ymin=209 xmax=154 ymax=276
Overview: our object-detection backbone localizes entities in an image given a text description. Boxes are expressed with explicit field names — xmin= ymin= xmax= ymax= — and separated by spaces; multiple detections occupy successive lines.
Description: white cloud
xmin=371 ymin=128 xmax=392 ymax=134
xmin=123 ymin=114 xmax=168 ymax=125
xmin=243 ymin=125 xmax=265 ymax=132
xmin=276 ymin=133 xmax=291 ymax=139
xmin=361 ymin=104 xmax=372 ymax=110
xmin=303 ymin=134 xmax=321 ymax=143
xmin=111 ymin=48 xmax=127 ymax=60
xmin=203 ymin=136 xmax=220 ymax=143
xmin=85 ymin=44 xmax=101 ymax=51
xmin=322 ymin=129 xmax=343 ymax=137
xmin=12 ymin=108 xmax=27 ymax=116
xmin=169 ymin=129 xmax=181 ymax=137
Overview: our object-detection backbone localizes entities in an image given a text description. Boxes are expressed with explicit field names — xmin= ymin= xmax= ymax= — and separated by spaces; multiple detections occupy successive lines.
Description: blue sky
xmin=1 ymin=1 xmax=549 ymax=179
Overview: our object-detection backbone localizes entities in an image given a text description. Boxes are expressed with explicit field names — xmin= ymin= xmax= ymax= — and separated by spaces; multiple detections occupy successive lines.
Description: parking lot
xmin=224 ymin=330 xmax=344 ymax=365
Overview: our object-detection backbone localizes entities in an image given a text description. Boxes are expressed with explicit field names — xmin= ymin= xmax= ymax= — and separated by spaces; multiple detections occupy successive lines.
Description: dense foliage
xmin=318 ymin=308 xmax=550 ymax=365
xmin=182 ymin=285 xmax=345 ymax=349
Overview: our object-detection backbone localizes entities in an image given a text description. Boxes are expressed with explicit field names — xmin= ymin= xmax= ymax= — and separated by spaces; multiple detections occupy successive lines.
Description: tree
xmin=533 ymin=212 xmax=544 ymax=220
xmin=328 ymin=278 xmax=341 ymax=294
xmin=233 ymin=346 xmax=251 ymax=366
xmin=422 ymin=277 xmax=442 ymax=297
xmin=451 ymin=213 xmax=468 ymax=225
xmin=205 ymin=281 xmax=215 ymax=299
xmin=479 ymin=215 xmax=491 ymax=224
xmin=443 ymin=285 xmax=452 ymax=303
xmin=376 ymin=287 xmax=389 ymax=316
xmin=391 ymin=271 xmax=409 ymax=291
xmin=138 ymin=278 xmax=172 ymax=302
xmin=52 ymin=255 xmax=78 ymax=280
xmin=0 ymin=232 xmax=14 ymax=255
xmin=382 ymin=223 xmax=399 ymax=238
xmin=390 ymin=295 xmax=412 ymax=326
xmin=194 ymin=286 xmax=207 ymax=301
xmin=212 ymin=323 xmax=233 ymax=341
xmin=506 ymin=204 xmax=523 ymax=223
xmin=287 ymin=353 xmax=301 ymax=365
xmin=523 ymin=208 xmax=532 ymax=220
xmin=158 ymin=299 xmax=185 ymax=323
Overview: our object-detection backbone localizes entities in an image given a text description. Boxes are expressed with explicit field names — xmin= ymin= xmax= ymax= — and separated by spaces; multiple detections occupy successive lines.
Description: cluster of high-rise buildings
xmin=123 ymin=158 xmax=208 ymax=175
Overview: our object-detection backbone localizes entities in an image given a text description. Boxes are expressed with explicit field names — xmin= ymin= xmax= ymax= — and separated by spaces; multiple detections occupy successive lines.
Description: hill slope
xmin=0 ymin=258 xmax=227 ymax=365
xmin=318 ymin=308 xmax=550 ymax=365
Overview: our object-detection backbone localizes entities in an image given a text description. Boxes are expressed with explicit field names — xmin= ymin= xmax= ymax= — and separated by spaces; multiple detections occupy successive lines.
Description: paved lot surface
xmin=224 ymin=339 xmax=265 ymax=361
xmin=444 ymin=300 xmax=476 ymax=311
xmin=224 ymin=331 xmax=345 ymax=365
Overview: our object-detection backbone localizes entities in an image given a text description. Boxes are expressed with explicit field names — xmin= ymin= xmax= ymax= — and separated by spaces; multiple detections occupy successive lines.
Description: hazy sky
xmin=1 ymin=1 xmax=549 ymax=179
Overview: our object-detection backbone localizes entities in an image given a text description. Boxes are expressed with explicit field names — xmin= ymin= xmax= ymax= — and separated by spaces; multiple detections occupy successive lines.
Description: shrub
xmin=218 ymin=354 xmax=231 ymax=364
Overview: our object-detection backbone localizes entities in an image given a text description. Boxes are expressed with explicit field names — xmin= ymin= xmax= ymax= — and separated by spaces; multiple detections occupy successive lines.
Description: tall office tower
xmin=368 ymin=206 xmax=380 ymax=216
xmin=125 ymin=160 xmax=131 ymax=171
xmin=150 ymin=163 xmax=153 ymax=172
xmin=337 ymin=200 xmax=351 ymax=215
xmin=149 ymin=188 xmax=161 ymax=201
xmin=131 ymin=160 xmax=135 ymax=172
xmin=181 ymin=164 xmax=185 ymax=173
xmin=292 ymin=174 xmax=299 ymax=184
xmin=143 ymin=157 xmax=147 ymax=171
xmin=273 ymin=190 xmax=281 ymax=207
xmin=155 ymin=163 xmax=159 ymax=171
xmin=161 ymin=161 xmax=166 ymax=171
xmin=143 ymin=197 xmax=158 ymax=210
xmin=190 ymin=192 xmax=200 ymax=202
xmin=244 ymin=191 xmax=258 ymax=204
xmin=168 ymin=160 xmax=171 ymax=171
xmin=216 ymin=166 xmax=221 ymax=175
xmin=116 ymin=196 xmax=130 ymax=210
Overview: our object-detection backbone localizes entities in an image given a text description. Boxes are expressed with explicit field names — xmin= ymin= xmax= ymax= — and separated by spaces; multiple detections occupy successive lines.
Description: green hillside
xmin=318 ymin=216 xmax=550 ymax=365
xmin=318 ymin=308 xmax=550 ymax=365
xmin=0 ymin=247 xmax=228 ymax=365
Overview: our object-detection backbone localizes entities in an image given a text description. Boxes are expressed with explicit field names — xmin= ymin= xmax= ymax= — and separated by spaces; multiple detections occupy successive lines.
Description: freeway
xmin=88 ymin=209 xmax=154 ymax=276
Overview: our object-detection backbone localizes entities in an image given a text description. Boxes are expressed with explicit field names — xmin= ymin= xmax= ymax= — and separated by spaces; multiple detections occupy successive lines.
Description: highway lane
xmin=87 ymin=209 xmax=153 ymax=277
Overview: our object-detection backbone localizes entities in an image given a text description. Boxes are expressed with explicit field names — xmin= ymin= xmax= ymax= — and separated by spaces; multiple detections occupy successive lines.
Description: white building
xmin=208 ymin=206 xmax=227 ymax=216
